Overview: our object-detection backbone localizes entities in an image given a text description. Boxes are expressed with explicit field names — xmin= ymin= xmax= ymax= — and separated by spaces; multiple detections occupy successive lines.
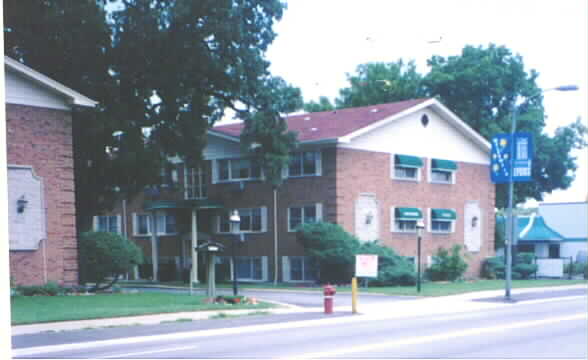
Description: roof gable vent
xmin=370 ymin=108 xmax=379 ymax=113
xmin=304 ymin=116 xmax=311 ymax=121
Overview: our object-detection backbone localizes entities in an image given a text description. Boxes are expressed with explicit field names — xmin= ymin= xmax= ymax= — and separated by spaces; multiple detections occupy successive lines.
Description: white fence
xmin=534 ymin=257 xmax=573 ymax=278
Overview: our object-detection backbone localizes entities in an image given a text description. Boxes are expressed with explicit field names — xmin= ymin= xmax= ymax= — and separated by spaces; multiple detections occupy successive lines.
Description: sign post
xmin=353 ymin=254 xmax=378 ymax=314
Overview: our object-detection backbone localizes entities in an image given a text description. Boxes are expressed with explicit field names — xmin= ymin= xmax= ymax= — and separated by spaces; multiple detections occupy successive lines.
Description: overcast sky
xmin=265 ymin=0 xmax=588 ymax=205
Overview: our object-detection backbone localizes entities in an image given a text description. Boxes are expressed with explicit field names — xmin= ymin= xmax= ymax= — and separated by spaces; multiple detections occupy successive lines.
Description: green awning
xmin=431 ymin=208 xmax=457 ymax=220
xmin=395 ymin=207 xmax=423 ymax=220
xmin=431 ymin=159 xmax=458 ymax=171
xmin=395 ymin=154 xmax=423 ymax=168
xmin=144 ymin=199 xmax=224 ymax=211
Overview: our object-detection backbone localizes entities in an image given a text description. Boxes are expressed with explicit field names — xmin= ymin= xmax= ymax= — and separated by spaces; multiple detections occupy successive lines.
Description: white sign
xmin=355 ymin=254 xmax=378 ymax=278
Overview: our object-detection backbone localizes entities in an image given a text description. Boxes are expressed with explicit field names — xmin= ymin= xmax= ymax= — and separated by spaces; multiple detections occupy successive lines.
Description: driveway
xmin=126 ymin=286 xmax=419 ymax=308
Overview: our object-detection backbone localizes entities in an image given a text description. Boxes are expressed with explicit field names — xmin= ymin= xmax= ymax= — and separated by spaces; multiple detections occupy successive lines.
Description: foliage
xmin=426 ymin=245 xmax=469 ymax=282
xmin=5 ymin=0 xmax=291 ymax=229
xmin=482 ymin=252 xmax=538 ymax=280
xmin=304 ymin=96 xmax=335 ymax=113
xmin=495 ymin=216 xmax=506 ymax=250
xmin=14 ymin=281 xmax=64 ymax=297
xmin=295 ymin=223 xmax=415 ymax=285
xmin=357 ymin=241 xmax=416 ymax=286
xmin=424 ymin=44 xmax=587 ymax=207
xmin=335 ymin=60 xmax=426 ymax=109
xmin=79 ymin=232 xmax=143 ymax=292
xmin=564 ymin=262 xmax=587 ymax=277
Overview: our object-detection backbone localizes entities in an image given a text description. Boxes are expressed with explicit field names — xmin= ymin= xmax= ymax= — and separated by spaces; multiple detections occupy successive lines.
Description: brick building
xmin=93 ymin=98 xmax=495 ymax=283
xmin=6 ymin=57 xmax=96 ymax=286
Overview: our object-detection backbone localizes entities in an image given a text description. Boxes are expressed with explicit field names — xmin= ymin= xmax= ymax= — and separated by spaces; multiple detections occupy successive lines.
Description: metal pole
xmin=417 ymin=234 xmax=422 ymax=293
xmin=232 ymin=238 xmax=238 ymax=296
xmin=505 ymin=100 xmax=517 ymax=300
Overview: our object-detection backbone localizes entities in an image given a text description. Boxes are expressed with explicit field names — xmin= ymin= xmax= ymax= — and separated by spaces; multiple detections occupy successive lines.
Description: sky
xmin=263 ymin=0 xmax=588 ymax=205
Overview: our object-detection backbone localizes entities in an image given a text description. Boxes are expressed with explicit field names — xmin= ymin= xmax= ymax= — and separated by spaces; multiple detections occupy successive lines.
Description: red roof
xmin=212 ymin=98 xmax=431 ymax=142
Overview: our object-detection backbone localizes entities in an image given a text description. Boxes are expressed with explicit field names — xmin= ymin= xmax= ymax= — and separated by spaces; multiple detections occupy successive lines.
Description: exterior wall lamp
xmin=471 ymin=216 xmax=479 ymax=228
xmin=17 ymin=195 xmax=28 ymax=213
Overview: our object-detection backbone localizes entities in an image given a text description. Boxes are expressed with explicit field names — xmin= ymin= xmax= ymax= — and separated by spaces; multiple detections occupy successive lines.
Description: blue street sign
xmin=490 ymin=132 xmax=533 ymax=183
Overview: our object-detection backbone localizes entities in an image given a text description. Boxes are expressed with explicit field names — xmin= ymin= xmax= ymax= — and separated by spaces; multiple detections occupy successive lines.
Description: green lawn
xmin=11 ymin=293 xmax=274 ymax=325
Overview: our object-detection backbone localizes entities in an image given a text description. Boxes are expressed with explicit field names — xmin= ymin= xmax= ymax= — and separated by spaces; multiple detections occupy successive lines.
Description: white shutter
xmin=315 ymin=150 xmax=322 ymax=176
xmin=211 ymin=160 xmax=219 ymax=184
xmin=316 ymin=203 xmax=323 ymax=222
xmin=427 ymin=208 xmax=431 ymax=232
xmin=281 ymin=164 xmax=288 ymax=179
xmin=261 ymin=206 xmax=268 ymax=233
xmin=116 ymin=215 xmax=122 ymax=234
xmin=132 ymin=213 xmax=138 ymax=236
xmin=390 ymin=154 xmax=395 ymax=179
xmin=261 ymin=256 xmax=269 ymax=281
xmin=282 ymin=256 xmax=290 ymax=282
xmin=390 ymin=207 xmax=395 ymax=232
xmin=92 ymin=216 xmax=99 ymax=231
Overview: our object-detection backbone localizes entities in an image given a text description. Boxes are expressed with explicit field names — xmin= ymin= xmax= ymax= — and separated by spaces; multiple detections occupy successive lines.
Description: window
xmin=288 ymin=151 xmax=321 ymax=177
xmin=430 ymin=159 xmax=457 ymax=184
xmin=392 ymin=154 xmax=423 ymax=181
xmin=218 ymin=208 xmax=266 ymax=233
xmin=548 ymin=244 xmax=560 ymax=259
xmin=217 ymin=158 xmax=261 ymax=182
xmin=430 ymin=208 xmax=457 ymax=234
xmin=392 ymin=207 xmax=423 ymax=233
xmin=94 ymin=215 xmax=120 ymax=233
xmin=133 ymin=212 xmax=177 ymax=236
xmin=185 ymin=166 xmax=208 ymax=199
xmin=518 ymin=244 xmax=535 ymax=253
xmin=289 ymin=256 xmax=316 ymax=281
xmin=236 ymin=256 xmax=263 ymax=280
xmin=160 ymin=164 xmax=179 ymax=187
xmin=288 ymin=204 xmax=322 ymax=231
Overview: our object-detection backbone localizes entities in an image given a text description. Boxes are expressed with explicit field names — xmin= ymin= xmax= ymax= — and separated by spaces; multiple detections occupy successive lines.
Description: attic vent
xmin=304 ymin=116 xmax=311 ymax=121
xmin=421 ymin=114 xmax=429 ymax=127
xmin=311 ymin=128 xmax=318 ymax=132
xmin=370 ymin=108 xmax=379 ymax=113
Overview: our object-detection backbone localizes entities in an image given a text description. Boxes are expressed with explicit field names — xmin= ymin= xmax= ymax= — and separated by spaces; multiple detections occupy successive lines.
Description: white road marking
xmin=101 ymin=344 xmax=199 ymax=358
xmin=282 ymin=313 xmax=588 ymax=359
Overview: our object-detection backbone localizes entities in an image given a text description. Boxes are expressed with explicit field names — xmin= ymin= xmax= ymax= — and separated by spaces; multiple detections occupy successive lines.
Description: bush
xmin=16 ymin=281 xmax=66 ymax=296
xmin=79 ymin=231 xmax=143 ymax=292
xmin=296 ymin=222 xmax=416 ymax=285
xmin=564 ymin=262 xmax=586 ymax=277
xmin=426 ymin=245 xmax=468 ymax=282
xmin=482 ymin=252 xmax=538 ymax=280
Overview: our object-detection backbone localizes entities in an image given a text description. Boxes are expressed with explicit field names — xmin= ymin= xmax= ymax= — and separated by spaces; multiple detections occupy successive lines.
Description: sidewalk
xmin=11 ymin=284 xmax=586 ymax=336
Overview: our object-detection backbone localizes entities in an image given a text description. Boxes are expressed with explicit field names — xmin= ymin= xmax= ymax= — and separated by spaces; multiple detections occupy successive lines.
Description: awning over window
xmin=395 ymin=154 xmax=423 ymax=168
xmin=431 ymin=208 xmax=457 ymax=220
xmin=395 ymin=207 xmax=423 ymax=220
xmin=144 ymin=199 xmax=224 ymax=211
xmin=431 ymin=159 xmax=458 ymax=171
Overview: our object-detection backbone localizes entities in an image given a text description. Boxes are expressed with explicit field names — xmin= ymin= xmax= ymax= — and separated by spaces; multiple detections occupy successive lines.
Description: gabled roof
xmin=516 ymin=214 xmax=565 ymax=242
xmin=4 ymin=56 xmax=97 ymax=108
xmin=211 ymin=98 xmax=491 ymax=152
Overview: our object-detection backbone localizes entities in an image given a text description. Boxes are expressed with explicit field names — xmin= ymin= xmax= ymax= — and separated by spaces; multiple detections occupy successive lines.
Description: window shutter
xmin=316 ymin=150 xmax=322 ymax=176
xmin=261 ymin=206 xmax=268 ymax=232
xmin=390 ymin=154 xmax=395 ymax=179
xmin=261 ymin=256 xmax=269 ymax=281
xmin=92 ymin=216 xmax=98 ymax=231
xmin=427 ymin=208 xmax=431 ymax=232
xmin=211 ymin=160 xmax=219 ymax=184
xmin=390 ymin=207 xmax=395 ymax=232
xmin=282 ymin=256 xmax=290 ymax=282
xmin=213 ymin=215 xmax=220 ymax=234
xmin=316 ymin=203 xmax=323 ymax=222
xmin=117 ymin=215 xmax=122 ymax=234
xmin=281 ymin=164 xmax=288 ymax=179
xmin=131 ymin=214 xmax=137 ymax=236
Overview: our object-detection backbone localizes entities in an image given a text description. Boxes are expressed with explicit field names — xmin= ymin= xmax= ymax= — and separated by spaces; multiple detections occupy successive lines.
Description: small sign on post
xmin=355 ymin=254 xmax=378 ymax=278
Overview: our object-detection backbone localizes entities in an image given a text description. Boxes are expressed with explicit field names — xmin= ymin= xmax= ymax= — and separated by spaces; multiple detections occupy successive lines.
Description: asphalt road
xmin=12 ymin=290 xmax=587 ymax=358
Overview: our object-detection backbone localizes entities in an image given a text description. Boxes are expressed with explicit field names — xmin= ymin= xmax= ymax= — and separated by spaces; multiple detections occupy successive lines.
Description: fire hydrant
xmin=323 ymin=284 xmax=336 ymax=314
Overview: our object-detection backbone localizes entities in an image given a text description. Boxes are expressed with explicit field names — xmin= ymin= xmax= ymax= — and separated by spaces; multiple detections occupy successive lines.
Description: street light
xmin=504 ymin=85 xmax=578 ymax=300
xmin=416 ymin=220 xmax=425 ymax=293
xmin=229 ymin=210 xmax=241 ymax=296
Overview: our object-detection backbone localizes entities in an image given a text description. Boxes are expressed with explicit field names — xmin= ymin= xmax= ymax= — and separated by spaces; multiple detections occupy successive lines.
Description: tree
xmin=335 ymin=60 xmax=426 ymax=109
xmin=424 ymin=44 xmax=587 ymax=207
xmin=426 ymin=245 xmax=469 ymax=282
xmin=78 ymin=231 xmax=143 ymax=292
xmin=304 ymin=96 xmax=335 ymax=113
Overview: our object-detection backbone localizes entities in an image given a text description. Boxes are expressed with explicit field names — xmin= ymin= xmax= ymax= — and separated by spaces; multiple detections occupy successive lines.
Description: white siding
xmin=203 ymin=135 xmax=242 ymax=160
xmin=340 ymin=109 xmax=489 ymax=165
xmin=5 ymin=70 xmax=71 ymax=110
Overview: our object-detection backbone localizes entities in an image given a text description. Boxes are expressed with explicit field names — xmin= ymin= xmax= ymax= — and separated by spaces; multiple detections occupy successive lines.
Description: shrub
xmin=426 ymin=245 xmax=468 ymax=282
xmin=16 ymin=281 xmax=66 ymax=296
xmin=564 ymin=262 xmax=586 ymax=277
xmin=296 ymin=222 xmax=416 ymax=285
xmin=79 ymin=231 xmax=143 ymax=292
xmin=482 ymin=252 xmax=537 ymax=280
xmin=482 ymin=256 xmax=505 ymax=279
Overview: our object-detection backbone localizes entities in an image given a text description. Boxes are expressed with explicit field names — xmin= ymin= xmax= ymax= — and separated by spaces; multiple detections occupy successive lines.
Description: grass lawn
xmin=11 ymin=293 xmax=275 ymax=325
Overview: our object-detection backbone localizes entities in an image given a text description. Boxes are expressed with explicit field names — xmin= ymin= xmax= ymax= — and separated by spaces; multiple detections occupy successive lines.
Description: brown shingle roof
xmin=212 ymin=98 xmax=431 ymax=142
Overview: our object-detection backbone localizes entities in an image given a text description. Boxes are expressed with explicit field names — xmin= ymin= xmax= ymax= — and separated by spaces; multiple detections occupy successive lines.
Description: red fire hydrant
xmin=323 ymin=284 xmax=336 ymax=314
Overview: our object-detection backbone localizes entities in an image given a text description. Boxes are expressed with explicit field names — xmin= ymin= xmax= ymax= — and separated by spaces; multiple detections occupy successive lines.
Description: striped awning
xmin=431 ymin=208 xmax=457 ymax=220
xmin=431 ymin=159 xmax=458 ymax=171
xmin=395 ymin=207 xmax=423 ymax=220
xmin=395 ymin=154 xmax=423 ymax=168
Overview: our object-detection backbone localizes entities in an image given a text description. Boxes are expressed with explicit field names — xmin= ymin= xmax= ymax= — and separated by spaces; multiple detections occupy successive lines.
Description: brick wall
xmin=335 ymin=147 xmax=495 ymax=277
xmin=7 ymin=104 xmax=79 ymax=286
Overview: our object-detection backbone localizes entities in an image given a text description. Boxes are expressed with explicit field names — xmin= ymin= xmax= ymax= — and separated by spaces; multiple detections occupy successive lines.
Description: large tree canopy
xmin=4 ymin=0 xmax=295 ymax=228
